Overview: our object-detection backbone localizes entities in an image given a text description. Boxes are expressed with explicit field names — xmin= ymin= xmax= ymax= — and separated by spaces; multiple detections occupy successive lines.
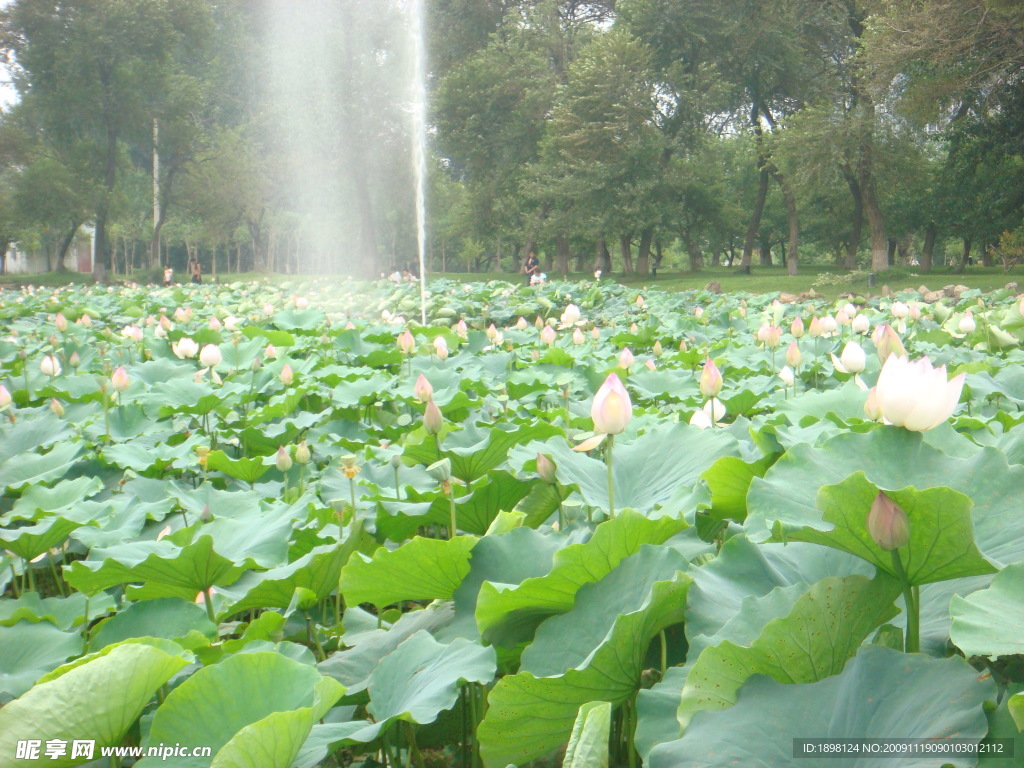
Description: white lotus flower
xmin=172 ymin=337 xmax=199 ymax=359
xmin=873 ymin=355 xmax=965 ymax=431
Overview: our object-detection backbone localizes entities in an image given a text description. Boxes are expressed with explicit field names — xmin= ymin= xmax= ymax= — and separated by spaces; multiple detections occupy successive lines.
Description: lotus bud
xmin=842 ymin=303 xmax=857 ymax=320
xmin=764 ymin=325 xmax=783 ymax=349
xmin=54 ymin=313 xmax=67 ymax=333
xmin=159 ymin=315 xmax=173 ymax=331
xmin=864 ymin=386 xmax=883 ymax=420
xmin=695 ymin=307 xmax=704 ymax=319
xmin=653 ymin=340 xmax=663 ymax=357
xmin=785 ymin=341 xmax=801 ymax=368
xmin=389 ymin=453 xmax=403 ymax=469
xmin=618 ymin=347 xmax=635 ymax=369
xmin=345 ymin=321 xmax=355 ymax=330
xmin=111 ymin=366 xmax=130 ymax=392
xmin=455 ymin=319 xmax=468 ymax=339
xmin=699 ymin=359 xmax=723 ymax=398
xmin=644 ymin=357 xmax=656 ymax=371
xmin=47 ymin=334 xmax=60 ymax=349
xmin=172 ymin=337 xmax=199 ymax=359
xmin=702 ymin=397 xmax=727 ymax=422
xmin=69 ymin=351 xmax=81 ymax=368
xmin=679 ymin=340 xmax=687 ymax=352
xmin=263 ymin=302 xmax=275 ymax=315
xmin=207 ymin=316 xmax=222 ymax=331
xmin=536 ymin=452 xmax=557 ymax=484
xmin=294 ymin=296 xmax=309 ymax=310
xmin=0 ymin=385 xmax=10 ymax=409
xmin=573 ymin=328 xmax=585 ymax=345
xmin=294 ymin=441 xmax=311 ymax=464
xmin=756 ymin=322 xmax=770 ymax=343
xmin=561 ymin=304 xmax=581 ymax=325
xmin=79 ymin=313 xmax=92 ymax=327
xmin=531 ymin=349 xmax=539 ymax=361
xmin=250 ymin=355 xmax=262 ymax=373
xmin=852 ymin=314 xmax=870 ymax=334
xmin=891 ymin=301 xmax=909 ymax=320
xmin=791 ymin=317 xmax=805 ymax=338
xmin=636 ymin=294 xmax=646 ymax=309
xmin=413 ymin=374 xmax=433 ymax=403
xmin=808 ymin=317 xmax=823 ymax=338
xmin=485 ymin=323 xmax=498 ymax=340
xmin=40 ymin=355 xmax=61 ymax=377
xmin=424 ymin=398 xmax=444 ymax=435
xmin=199 ymin=504 xmax=214 ymax=524
xmin=397 ymin=330 xmax=415 ymax=354
xmin=199 ymin=344 xmax=222 ymax=369
xmin=49 ymin=398 xmax=64 ymax=417
xmin=591 ymin=327 xmax=600 ymax=340
xmin=534 ymin=317 xmax=544 ymax=330
xmin=874 ymin=324 xmax=905 ymax=362
xmin=838 ymin=341 xmax=866 ymax=374
xmin=908 ymin=303 xmax=921 ymax=321
xmin=195 ymin=445 xmax=210 ymax=469
xmin=540 ymin=325 xmax=556 ymax=347
xmin=265 ymin=343 xmax=277 ymax=359
xmin=958 ymin=310 xmax=976 ymax=334
xmin=516 ymin=317 xmax=528 ymax=331
xmin=340 ymin=454 xmax=361 ymax=479
xmin=867 ymin=491 xmax=909 ymax=551
xmin=493 ymin=331 xmax=504 ymax=346
xmin=275 ymin=445 xmax=293 ymax=472
xmin=820 ymin=315 xmax=838 ymax=334
xmin=592 ymin=373 xmax=632 ymax=434
xmin=873 ymin=355 xmax=965 ymax=431
xmin=778 ymin=365 xmax=795 ymax=387
xmin=427 ymin=457 xmax=452 ymax=483
xmin=630 ymin=322 xmax=639 ymax=334
xmin=277 ymin=363 xmax=293 ymax=386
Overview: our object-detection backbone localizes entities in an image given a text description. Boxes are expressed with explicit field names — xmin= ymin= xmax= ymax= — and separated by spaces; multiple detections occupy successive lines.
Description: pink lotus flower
xmin=397 ymin=330 xmax=415 ymax=354
xmin=867 ymin=491 xmax=909 ymax=550
xmin=699 ymin=359 xmax=723 ymax=397
xmin=791 ymin=317 xmax=805 ymax=338
xmin=618 ymin=347 xmax=635 ymax=369
xmin=199 ymin=344 xmax=222 ymax=369
xmin=0 ymin=384 xmax=11 ymax=409
xmin=172 ymin=337 xmax=199 ymax=359
xmin=111 ymin=366 xmax=130 ymax=392
xmin=280 ymin=363 xmax=294 ymax=386
xmin=540 ymin=325 xmax=557 ymax=346
xmin=414 ymin=374 xmax=433 ymax=403
xmin=424 ymin=398 xmax=444 ymax=435
xmin=785 ymin=340 xmax=801 ymax=368
xmin=592 ymin=374 xmax=632 ymax=435
xmin=874 ymin=356 xmax=965 ymax=431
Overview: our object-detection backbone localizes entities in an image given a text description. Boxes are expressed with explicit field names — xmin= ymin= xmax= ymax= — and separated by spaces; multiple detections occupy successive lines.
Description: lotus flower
xmin=540 ymin=325 xmax=556 ymax=346
xmin=832 ymin=341 xmax=866 ymax=374
xmin=874 ymin=355 xmax=965 ymax=431
xmin=536 ymin=453 xmax=557 ymax=484
xmin=280 ymin=363 xmax=294 ymax=386
xmin=645 ymin=358 xmax=656 ymax=370
xmin=561 ymin=304 xmax=581 ymax=325
xmin=424 ymin=398 xmax=444 ymax=435
xmin=174 ymin=306 xmax=192 ymax=323
xmin=785 ymin=340 xmax=801 ymax=368
xmin=397 ymin=330 xmax=415 ymax=354
xmin=791 ymin=317 xmax=805 ymax=338
xmin=111 ymin=366 xmax=130 ymax=392
xmin=172 ymin=337 xmax=199 ymax=359
xmin=867 ymin=491 xmax=909 ymax=550
xmin=199 ymin=344 xmax=222 ymax=369
xmin=40 ymin=355 xmax=61 ymax=377
xmin=414 ymin=374 xmax=433 ymax=403
xmin=618 ymin=347 xmax=635 ymax=370
xmin=852 ymin=314 xmax=870 ymax=334
xmin=294 ymin=296 xmax=309 ymax=310
xmin=699 ymin=359 xmax=723 ymax=398
xmin=891 ymin=301 xmax=909 ymax=320
xmin=0 ymin=384 xmax=11 ymax=409
xmin=275 ymin=445 xmax=292 ymax=472
xmin=958 ymin=310 xmax=976 ymax=334
xmin=592 ymin=374 xmax=632 ymax=435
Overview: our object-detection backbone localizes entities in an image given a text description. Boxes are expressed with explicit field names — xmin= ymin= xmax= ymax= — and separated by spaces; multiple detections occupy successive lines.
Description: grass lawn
xmin=3 ymin=263 xmax=1021 ymax=300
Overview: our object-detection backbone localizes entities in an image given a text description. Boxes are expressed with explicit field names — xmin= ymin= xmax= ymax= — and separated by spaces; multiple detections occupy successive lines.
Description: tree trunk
xmin=954 ymin=237 xmax=972 ymax=274
xmin=887 ymin=237 xmax=897 ymax=266
xmin=741 ymin=168 xmax=770 ymax=268
xmin=921 ymin=223 xmax=936 ymax=272
xmin=861 ymin=170 xmax=887 ymax=272
xmin=594 ymin=238 xmax=611 ymax=273
xmin=654 ymin=239 xmax=664 ymax=271
xmin=760 ymin=240 xmax=772 ymax=266
xmin=842 ymin=170 xmax=864 ymax=270
xmin=93 ymin=124 xmax=118 ymax=283
xmin=685 ymin=236 xmax=703 ymax=271
xmin=620 ymin=234 xmax=634 ymax=275
xmin=556 ymin=233 xmax=570 ymax=277
xmin=56 ymin=222 xmax=79 ymax=273
xmin=982 ymin=241 xmax=994 ymax=267
xmin=636 ymin=228 xmax=653 ymax=274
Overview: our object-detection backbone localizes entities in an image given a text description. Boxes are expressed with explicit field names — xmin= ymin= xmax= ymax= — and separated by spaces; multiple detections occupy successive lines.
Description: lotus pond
xmin=0 ymin=276 xmax=1023 ymax=767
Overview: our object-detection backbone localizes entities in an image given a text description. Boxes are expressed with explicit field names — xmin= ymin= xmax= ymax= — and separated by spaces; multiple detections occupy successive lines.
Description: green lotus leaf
xmin=478 ymin=546 xmax=691 ymax=768
xmin=0 ymin=621 xmax=84 ymax=697
xmin=564 ymin=701 xmax=612 ymax=768
xmin=0 ymin=639 xmax=192 ymax=766
xmin=0 ymin=441 xmax=82 ymax=491
xmin=979 ymin=685 xmax=1024 ymax=762
xmin=0 ymin=515 xmax=83 ymax=560
xmin=476 ymin=510 xmax=687 ymax=647
xmin=699 ymin=454 xmax=775 ymax=524
xmin=7 ymin=476 xmax=103 ymax=522
xmin=90 ymin=597 xmax=217 ymax=650
xmin=0 ymin=591 xmax=116 ymax=630
xmin=205 ymin=450 xmax=271 ymax=483
xmin=340 ymin=535 xmax=476 ymax=608
xmin=140 ymin=651 xmax=343 ymax=768
xmin=648 ymin=646 xmax=997 ymax=768
xmin=0 ymin=413 xmax=72 ymax=462
xmin=950 ymin=564 xmax=1024 ymax=659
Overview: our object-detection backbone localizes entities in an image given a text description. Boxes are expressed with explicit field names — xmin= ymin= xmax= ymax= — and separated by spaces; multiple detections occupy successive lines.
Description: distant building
xmin=2 ymin=226 xmax=94 ymax=274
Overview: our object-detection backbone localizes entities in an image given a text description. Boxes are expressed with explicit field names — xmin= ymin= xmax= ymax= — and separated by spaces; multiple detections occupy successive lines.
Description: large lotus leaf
xmin=65 ymin=531 xmax=276 ymax=598
xmin=0 ymin=591 xmax=116 ymax=630
xmin=319 ymin=603 xmax=455 ymax=694
xmin=0 ymin=640 xmax=192 ymax=767
xmin=950 ymin=564 xmax=1024 ymax=659
xmin=0 ymin=515 xmax=83 ymax=560
xmin=648 ymin=646 xmax=996 ymax=768
xmin=477 ymin=553 xmax=691 ymax=768
xmin=564 ymin=701 xmax=612 ymax=768
xmin=0 ymin=621 xmax=84 ymax=697
xmin=520 ymin=545 xmax=689 ymax=676
xmin=699 ymin=454 xmax=776 ymax=524
xmin=746 ymin=426 xmax=1024 ymax=569
xmin=366 ymin=630 xmax=496 ymax=728
xmin=90 ymin=597 xmax=217 ymax=650
xmin=340 ymin=535 xmax=476 ymax=608
xmin=7 ymin=476 xmax=104 ymax=522
xmin=475 ymin=510 xmax=687 ymax=647
xmin=0 ymin=440 xmax=82 ymax=490
xmin=216 ymin=542 xmax=353 ymax=616
xmin=513 ymin=423 xmax=745 ymax=515
xmin=1011 ymin=692 xmax=1024 ymax=733
xmin=677 ymin=574 xmax=901 ymax=728
xmin=774 ymin=380 xmax=869 ymax=425
xmin=798 ymin=473 xmax=996 ymax=585
xmin=203 ymin=450 xmax=271 ymax=484
xmin=141 ymin=651 xmax=343 ymax=768
xmin=168 ymin=482 xmax=265 ymax=521
xmin=0 ymin=412 xmax=71 ymax=462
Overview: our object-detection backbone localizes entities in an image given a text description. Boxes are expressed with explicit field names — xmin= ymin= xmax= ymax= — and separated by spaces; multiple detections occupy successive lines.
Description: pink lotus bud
xmin=423 ymin=398 xmax=444 ymax=435
xmin=280 ymin=363 xmax=294 ymax=386
xmin=174 ymin=306 xmax=191 ymax=323
xmin=791 ymin=317 xmax=805 ymax=338
xmin=645 ymin=358 xmax=656 ymax=370
xmin=294 ymin=296 xmax=309 ymax=310
xmin=265 ymin=343 xmax=277 ymax=359
xmin=653 ymin=340 xmax=663 ymax=357
xmin=867 ymin=491 xmax=909 ymax=551
xmin=263 ymin=302 xmax=275 ymax=315
xmin=434 ymin=336 xmax=449 ymax=360
xmin=679 ymin=340 xmax=687 ymax=352
xmin=700 ymin=359 xmax=723 ymax=397
xmin=455 ymin=319 xmax=468 ymax=339
xmin=40 ymin=355 xmax=61 ymax=377
xmin=534 ymin=317 xmax=544 ymax=329
xmin=199 ymin=344 xmax=222 ymax=369
xmin=842 ymin=303 xmax=857 ymax=320
xmin=486 ymin=324 xmax=498 ymax=340
xmin=516 ymin=317 xmax=528 ymax=330
xmin=836 ymin=341 xmax=866 ymax=374
xmin=958 ymin=310 xmax=976 ymax=334
xmin=908 ymin=304 xmax=921 ymax=321
xmin=172 ymin=337 xmax=199 ymax=359
xmin=493 ymin=331 xmax=504 ymax=346
xmin=591 ymin=374 xmax=632 ymax=434
xmin=0 ymin=384 xmax=11 ymax=409
xmin=111 ymin=366 xmax=130 ymax=392
xmin=820 ymin=315 xmax=838 ymax=334
xmin=414 ymin=374 xmax=433 ymax=403
xmin=591 ymin=327 xmax=600 ymax=340
xmin=636 ymin=295 xmax=646 ymax=309
xmin=763 ymin=325 xmax=783 ymax=349
xmin=864 ymin=386 xmax=883 ymax=420
xmin=874 ymin=324 xmax=906 ymax=363
xmin=540 ymin=325 xmax=556 ymax=346
xmin=808 ymin=317 xmax=823 ymax=338
xmin=536 ymin=452 xmax=557 ymax=484
xmin=874 ymin=355 xmax=965 ymax=431
xmin=159 ymin=315 xmax=173 ymax=331
xmin=208 ymin=316 xmax=222 ymax=331
xmin=54 ymin=313 xmax=67 ymax=333
xmin=618 ymin=347 xmax=635 ymax=369
xmin=630 ymin=322 xmax=639 ymax=334
xmin=345 ymin=321 xmax=356 ymax=330
xmin=785 ymin=341 xmax=802 ymax=368
xmin=69 ymin=351 xmax=81 ymax=368
xmin=573 ymin=328 xmax=585 ymax=345
xmin=275 ymin=445 xmax=292 ymax=472
xmin=531 ymin=349 xmax=539 ymax=361
xmin=78 ymin=313 xmax=92 ymax=327
xmin=397 ymin=330 xmax=415 ymax=354
xmin=50 ymin=398 xmax=64 ymax=416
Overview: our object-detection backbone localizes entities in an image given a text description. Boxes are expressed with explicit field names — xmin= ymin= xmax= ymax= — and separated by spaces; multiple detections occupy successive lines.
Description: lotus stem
xmin=202 ymin=587 xmax=216 ymax=625
xmin=447 ymin=488 xmax=457 ymax=540
xmin=9 ymin=562 xmax=19 ymax=598
xmin=660 ymin=629 xmax=667 ymax=674
xmin=47 ymin=554 xmax=65 ymax=597
xmin=890 ymin=550 xmax=919 ymax=653
xmin=606 ymin=434 xmax=616 ymax=520
xmin=394 ymin=465 xmax=401 ymax=500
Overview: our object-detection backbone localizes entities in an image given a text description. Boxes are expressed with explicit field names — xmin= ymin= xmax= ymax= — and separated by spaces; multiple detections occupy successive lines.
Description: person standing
xmin=523 ymin=251 xmax=539 ymax=285
xmin=190 ymin=257 xmax=202 ymax=284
